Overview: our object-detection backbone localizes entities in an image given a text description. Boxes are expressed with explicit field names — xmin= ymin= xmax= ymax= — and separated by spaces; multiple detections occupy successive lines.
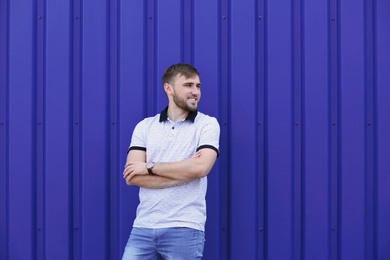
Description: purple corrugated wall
xmin=1 ymin=0 xmax=389 ymax=259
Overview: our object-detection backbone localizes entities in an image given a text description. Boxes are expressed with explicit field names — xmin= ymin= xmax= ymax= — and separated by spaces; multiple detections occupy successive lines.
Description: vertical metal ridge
xmin=72 ymin=0 xmax=82 ymax=258
xmin=329 ymin=0 xmax=340 ymax=258
xmin=219 ymin=0 xmax=230 ymax=258
xmin=292 ymin=0 xmax=303 ymax=258
xmin=262 ymin=2 xmax=269 ymax=258
xmin=364 ymin=0 xmax=377 ymax=258
xmin=0 ymin=0 xmax=9 ymax=259
xmin=35 ymin=0 xmax=46 ymax=258
xmin=146 ymin=0 xmax=156 ymax=116
xmin=108 ymin=0 xmax=119 ymax=258
xmin=256 ymin=0 xmax=266 ymax=259
xmin=182 ymin=0 xmax=193 ymax=64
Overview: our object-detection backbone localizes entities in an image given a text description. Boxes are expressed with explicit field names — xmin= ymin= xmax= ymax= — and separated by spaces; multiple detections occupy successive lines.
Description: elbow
xmin=125 ymin=178 xmax=136 ymax=186
xmin=191 ymin=161 xmax=214 ymax=179
xmin=190 ymin=152 xmax=217 ymax=179
xmin=193 ymin=167 xmax=210 ymax=179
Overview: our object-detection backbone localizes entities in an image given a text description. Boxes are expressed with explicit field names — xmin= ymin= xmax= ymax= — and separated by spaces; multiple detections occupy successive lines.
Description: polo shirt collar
xmin=159 ymin=106 xmax=198 ymax=123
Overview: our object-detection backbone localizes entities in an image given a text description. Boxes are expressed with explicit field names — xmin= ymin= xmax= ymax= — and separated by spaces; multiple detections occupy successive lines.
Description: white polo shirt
xmin=128 ymin=107 xmax=220 ymax=231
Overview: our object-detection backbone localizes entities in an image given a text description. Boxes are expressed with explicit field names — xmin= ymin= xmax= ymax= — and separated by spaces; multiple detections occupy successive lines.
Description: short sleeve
xmin=197 ymin=117 xmax=220 ymax=156
xmin=128 ymin=120 xmax=147 ymax=152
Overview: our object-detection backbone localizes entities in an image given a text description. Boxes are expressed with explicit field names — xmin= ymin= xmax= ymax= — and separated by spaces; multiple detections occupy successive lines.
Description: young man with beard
xmin=122 ymin=63 xmax=220 ymax=259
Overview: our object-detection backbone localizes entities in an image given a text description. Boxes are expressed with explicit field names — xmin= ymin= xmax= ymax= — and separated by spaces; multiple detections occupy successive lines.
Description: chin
xmin=185 ymin=103 xmax=197 ymax=111
xmin=190 ymin=105 xmax=198 ymax=110
xmin=186 ymin=106 xmax=197 ymax=112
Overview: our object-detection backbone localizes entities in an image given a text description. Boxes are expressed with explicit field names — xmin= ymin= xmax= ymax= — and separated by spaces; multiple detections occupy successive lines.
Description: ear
xmin=164 ymin=83 xmax=173 ymax=95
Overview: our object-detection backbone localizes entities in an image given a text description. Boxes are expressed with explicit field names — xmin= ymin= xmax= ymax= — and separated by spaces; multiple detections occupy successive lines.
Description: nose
xmin=191 ymin=85 xmax=200 ymax=95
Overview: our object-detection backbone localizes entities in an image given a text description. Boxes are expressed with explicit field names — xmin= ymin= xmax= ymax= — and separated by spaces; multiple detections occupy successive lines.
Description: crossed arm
xmin=123 ymin=148 xmax=218 ymax=189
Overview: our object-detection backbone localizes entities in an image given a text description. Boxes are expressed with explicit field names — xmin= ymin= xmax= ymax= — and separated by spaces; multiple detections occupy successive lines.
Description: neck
xmin=167 ymin=106 xmax=189 ymax=122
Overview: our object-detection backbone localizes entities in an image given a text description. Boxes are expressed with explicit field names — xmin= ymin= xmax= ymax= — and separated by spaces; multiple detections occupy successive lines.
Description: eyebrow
xmin=183 ymin=82 xmax=201 ymax=86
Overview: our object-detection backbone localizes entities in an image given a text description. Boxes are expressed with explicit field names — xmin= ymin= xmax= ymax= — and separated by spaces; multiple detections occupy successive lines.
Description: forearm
xmin=124 ymin=157 xmax=202 ymax=187
xmin=123 ymin=149 xmax=217 ymax=187
xmin=152 ymin=157 xmax=207 ymax=182
xmin=126 ymin=174 xmax=186 ymax=189
xmin=148 ymin=149 xmax=216 ymax=182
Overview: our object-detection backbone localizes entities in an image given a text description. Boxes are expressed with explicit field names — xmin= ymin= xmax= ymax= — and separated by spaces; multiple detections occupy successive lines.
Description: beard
xmin=172 ymin=91 xmax=198 ymax=112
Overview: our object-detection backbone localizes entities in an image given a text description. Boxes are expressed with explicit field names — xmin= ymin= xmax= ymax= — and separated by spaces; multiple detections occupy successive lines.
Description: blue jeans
xmin=122 ymin=227 xmax=205 ymax=260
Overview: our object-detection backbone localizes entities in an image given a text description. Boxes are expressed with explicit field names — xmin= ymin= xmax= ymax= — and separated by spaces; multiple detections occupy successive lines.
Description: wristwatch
xmin=146 ymin=162 xmax=155 ymax=174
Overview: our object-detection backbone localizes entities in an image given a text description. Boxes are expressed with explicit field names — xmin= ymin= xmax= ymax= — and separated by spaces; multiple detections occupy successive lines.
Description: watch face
xmin=146 ymin=162 xmax=154 ymax=174
xmin=147 ymin=162 xmax=154 ymax=169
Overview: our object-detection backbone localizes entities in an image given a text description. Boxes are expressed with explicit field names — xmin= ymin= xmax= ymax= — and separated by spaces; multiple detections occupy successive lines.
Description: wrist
xmin=146 ymin=162 xmax=155 ymax=174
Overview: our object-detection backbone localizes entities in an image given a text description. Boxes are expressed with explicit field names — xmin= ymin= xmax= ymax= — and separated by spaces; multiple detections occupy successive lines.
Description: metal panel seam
xmin=364 ymin=0 xmax=377 ymax=258
xmin=219 ymin=0 xmax=230 ymax=258
xmin=109 ymin=0 xmax=120 ymax=258
xmin=292 ymin=0 xmax=303 ymax=258
xmin=72 ymin=0 xmax=82 ymax=258
xmin=256 ymin=0 xmax=266 ymax=259
xmin=35 ymin=0 xmax=46 ymax=258
xmin=0 ymin=0 xmax=9 ymax=258
xmin=146 ymin=0 xmax=156 ymax=116
xmin=329 ymin=0 xmax=341 ymax=258
xmin=182 ymin=0 xmax=193 ymax=63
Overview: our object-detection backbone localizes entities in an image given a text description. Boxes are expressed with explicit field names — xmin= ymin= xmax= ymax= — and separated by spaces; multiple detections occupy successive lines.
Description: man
xmin=122 ymin=63 xmax=220 ymax=259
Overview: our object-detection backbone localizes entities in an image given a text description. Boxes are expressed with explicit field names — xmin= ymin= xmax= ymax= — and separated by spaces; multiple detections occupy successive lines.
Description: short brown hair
xmin=161 ymin=63 xmax=199 ymax=86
